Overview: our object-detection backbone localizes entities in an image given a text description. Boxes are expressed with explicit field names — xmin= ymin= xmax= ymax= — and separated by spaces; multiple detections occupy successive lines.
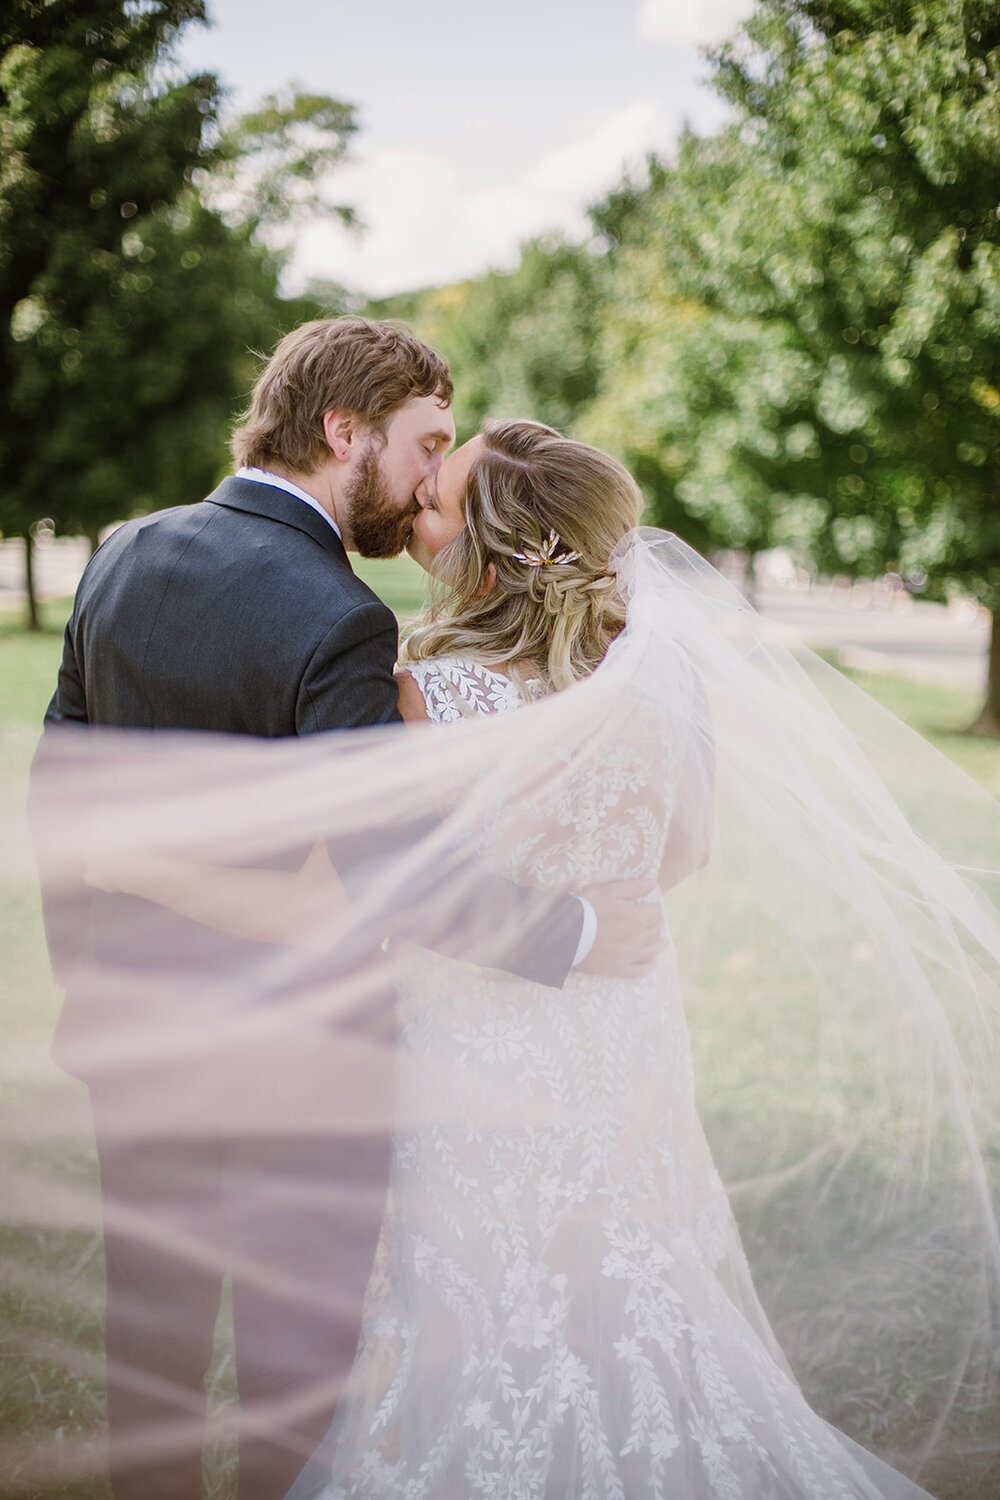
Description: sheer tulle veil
xmin=4 ymin=528 xmax=999 ymax=1494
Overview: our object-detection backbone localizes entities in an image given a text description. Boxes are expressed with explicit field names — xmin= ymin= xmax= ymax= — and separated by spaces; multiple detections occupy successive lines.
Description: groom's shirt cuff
xmin=572 ymin=895 xmax=597 ymax=966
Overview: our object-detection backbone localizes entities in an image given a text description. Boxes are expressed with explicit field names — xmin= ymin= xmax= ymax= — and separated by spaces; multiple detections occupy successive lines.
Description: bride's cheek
xmin=422 ymin=524 xmax=441 ymax=558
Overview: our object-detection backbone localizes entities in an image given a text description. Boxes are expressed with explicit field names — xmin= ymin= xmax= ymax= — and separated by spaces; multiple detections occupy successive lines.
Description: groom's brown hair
xmin=231 ymin=317 xmax=453 ymax=474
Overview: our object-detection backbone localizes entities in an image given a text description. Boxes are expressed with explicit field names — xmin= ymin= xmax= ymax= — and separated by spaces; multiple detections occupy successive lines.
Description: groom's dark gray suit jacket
xmin=45 ymin=476 xmax=402 ymax=736
xmin=39 ymin=476 xmax=582 ymax=1080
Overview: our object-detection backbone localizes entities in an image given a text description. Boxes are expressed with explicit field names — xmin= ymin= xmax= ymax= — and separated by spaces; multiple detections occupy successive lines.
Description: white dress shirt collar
xmin=236 ymin=466 xmax=342 ymax=540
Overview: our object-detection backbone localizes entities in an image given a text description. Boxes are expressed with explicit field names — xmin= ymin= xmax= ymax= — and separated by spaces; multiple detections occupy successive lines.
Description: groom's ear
xmin=322 ymin=409 xmax=359 ymax=462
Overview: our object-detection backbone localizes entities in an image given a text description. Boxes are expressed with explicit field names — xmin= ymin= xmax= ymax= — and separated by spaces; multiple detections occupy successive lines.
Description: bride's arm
xmin=86 ymin=840 xmax=354 ymax=950
xmin=394 ymin=668 xmax=431 ymax=725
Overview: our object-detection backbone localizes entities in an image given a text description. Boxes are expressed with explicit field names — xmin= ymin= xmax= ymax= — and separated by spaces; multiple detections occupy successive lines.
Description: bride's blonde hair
xmin=401 ymin=419 xmax=643 ymax=691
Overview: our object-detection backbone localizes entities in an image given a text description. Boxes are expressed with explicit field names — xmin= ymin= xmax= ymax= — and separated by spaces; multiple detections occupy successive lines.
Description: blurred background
xmin=1 ymin=3 xmax=999 ymax=1493
xmin=2 ymin=0 xmax=998 ymax=737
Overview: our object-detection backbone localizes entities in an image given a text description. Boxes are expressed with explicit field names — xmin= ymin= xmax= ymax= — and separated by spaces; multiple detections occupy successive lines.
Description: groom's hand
xmin=576 ymin=878 xmax=667 ymax=979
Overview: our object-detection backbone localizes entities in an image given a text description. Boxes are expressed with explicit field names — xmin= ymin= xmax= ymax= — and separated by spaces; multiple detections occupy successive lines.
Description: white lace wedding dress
xmin=288 ymin=654 xmax=934 ymax=1500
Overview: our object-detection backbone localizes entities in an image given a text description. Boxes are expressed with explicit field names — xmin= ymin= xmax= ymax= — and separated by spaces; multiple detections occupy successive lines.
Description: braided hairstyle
xmin=401 ymin=419 xmax=643 ymax=692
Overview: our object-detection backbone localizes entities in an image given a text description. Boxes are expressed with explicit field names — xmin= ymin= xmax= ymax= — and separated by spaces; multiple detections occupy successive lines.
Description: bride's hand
xmin=575 ymin=878 xmax=667 ymax=979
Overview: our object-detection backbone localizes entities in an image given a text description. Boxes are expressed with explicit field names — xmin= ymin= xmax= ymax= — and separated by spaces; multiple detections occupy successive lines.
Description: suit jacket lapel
xmin=206 ymin=476 xmax=349 ymax=563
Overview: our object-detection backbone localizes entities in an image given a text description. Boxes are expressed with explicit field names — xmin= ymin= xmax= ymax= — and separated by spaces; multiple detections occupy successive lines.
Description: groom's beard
xmin=346 ymin=444 xmax=418 ymax=559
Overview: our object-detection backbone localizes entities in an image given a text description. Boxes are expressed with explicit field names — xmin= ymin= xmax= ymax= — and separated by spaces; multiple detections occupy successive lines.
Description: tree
xmin=624 ymin=0 xmax=1000 ymax=726
xmin=373 ymin=236 xmax=606 ymax=444
xmin=580 ymin=232 xmax=818 ymax=571
xmin=0 ymin=1 xmax=357 ymax=628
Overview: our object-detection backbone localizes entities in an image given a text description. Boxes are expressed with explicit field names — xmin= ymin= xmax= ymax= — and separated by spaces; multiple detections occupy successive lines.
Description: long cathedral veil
xmin=2 ymin=529 xmax=999 ymax=1496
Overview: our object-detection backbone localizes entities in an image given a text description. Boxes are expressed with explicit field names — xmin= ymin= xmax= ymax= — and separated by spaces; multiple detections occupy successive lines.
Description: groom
xmin=38 ymin=318 xmax=661 ymax=1500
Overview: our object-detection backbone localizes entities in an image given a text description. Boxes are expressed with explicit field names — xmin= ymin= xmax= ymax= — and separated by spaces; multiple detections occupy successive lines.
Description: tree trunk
xmin=86 ymin=527 xmax=101 ymax=558
xmin=23 ymin=530 xmax=40 ymax=633
xmin=969 ymin=608 xmax=1000 ymax=737
xmin=744 ymin=548 xmax=758 ymax=609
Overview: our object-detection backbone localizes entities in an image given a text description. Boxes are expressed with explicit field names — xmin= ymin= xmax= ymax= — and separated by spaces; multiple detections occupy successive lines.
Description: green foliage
xmin=372 ymin=236 xmax=606 ymax=444
xmin=0 ymin=0 xmax=358 ymax=600
xmin=2 ymin=2 xmax=219 ymax=538
xmin=580 ymin=0 xmax=1000 ymax=722
xmin=645 ymin=0 xmax=1000 ymax=605
xmin=225 ymin=87 xmax=358 ymax=236
xmin=376 ymin=0 xmax=1000 ymax=635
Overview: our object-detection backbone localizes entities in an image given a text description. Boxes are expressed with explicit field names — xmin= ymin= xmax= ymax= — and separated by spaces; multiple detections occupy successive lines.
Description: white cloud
xmin=636 ymin=0 xmax=757 ymax=48
xmin=291 ymin=100 xmax=669 ymax=299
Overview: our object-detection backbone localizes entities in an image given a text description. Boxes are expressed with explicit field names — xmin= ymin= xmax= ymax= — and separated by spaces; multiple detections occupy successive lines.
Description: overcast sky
xmin=176 ymin=0 xmax=756 ymax=298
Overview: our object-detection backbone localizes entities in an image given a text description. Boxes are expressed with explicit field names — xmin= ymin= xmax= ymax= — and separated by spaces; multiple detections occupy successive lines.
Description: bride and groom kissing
xmin=40 ymin=316 xmax=668 ymax=1499
xmin=37 ymin=315 xmax=967 ymax=1500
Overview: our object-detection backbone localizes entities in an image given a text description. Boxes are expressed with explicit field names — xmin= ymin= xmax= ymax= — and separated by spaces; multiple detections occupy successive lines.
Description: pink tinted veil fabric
xmin=4 ymin=531 xmax=1000 ymax=1497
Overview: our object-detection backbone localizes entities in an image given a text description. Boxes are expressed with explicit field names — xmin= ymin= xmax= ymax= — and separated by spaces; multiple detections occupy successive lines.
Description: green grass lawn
xmin=827 ymin=659 xmax=1000 ymax=800
xmin=1 ymin=563 xmax=998 ymax=1498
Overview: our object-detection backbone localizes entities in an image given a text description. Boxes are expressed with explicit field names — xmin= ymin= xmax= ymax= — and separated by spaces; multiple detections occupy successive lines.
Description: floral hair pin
xmin=511 ymin=529 xmax=581 ymax=567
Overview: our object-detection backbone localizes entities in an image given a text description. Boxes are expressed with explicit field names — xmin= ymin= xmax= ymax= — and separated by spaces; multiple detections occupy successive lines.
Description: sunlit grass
xmin=835 ymin=663 xmax=1000 ymax=800
xmin=353 ymin=551 xmax=429 ymax=623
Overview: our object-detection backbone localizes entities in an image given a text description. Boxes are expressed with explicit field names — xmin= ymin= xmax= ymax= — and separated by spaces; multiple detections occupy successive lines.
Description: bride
xmin=272 ymin=420 xmax=996 ymax=1497
xmin=46 ymin=421 xmax=999 ymax=1496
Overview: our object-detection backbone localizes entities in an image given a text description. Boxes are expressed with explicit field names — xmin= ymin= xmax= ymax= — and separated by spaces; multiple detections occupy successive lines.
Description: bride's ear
xmin=476 ymin=563 xmax=497 ymax=598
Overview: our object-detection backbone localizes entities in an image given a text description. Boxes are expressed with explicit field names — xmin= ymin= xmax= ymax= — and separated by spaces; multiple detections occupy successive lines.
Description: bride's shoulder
xmin=394 ymin=654 xmax=473 ymax=726
xmin=396 ymin=653 xmax=466 ymax=693
xmin=394 ymin=663 xmax=434 ymax=724
xmin=395 ymin=655 xmax=530 ymax=725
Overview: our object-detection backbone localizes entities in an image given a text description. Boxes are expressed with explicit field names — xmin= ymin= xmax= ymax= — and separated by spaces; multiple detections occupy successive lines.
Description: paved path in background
xmin=0 ymin=536 xmax=92 ymax=606
xmin=1 ymin=537 xmax=991 ymax=693
xmin=755 ymin=583 xmax=990 ymax=691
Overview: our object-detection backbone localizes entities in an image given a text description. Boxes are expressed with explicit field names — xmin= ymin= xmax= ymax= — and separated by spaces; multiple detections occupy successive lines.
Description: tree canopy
xmin=5 ymin=0 xmax=997 ymax=723
xmin=393 ymin=0 xmax=1000 ymax=725
xmin=0 ymin=0 xmax=356 ymax=624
